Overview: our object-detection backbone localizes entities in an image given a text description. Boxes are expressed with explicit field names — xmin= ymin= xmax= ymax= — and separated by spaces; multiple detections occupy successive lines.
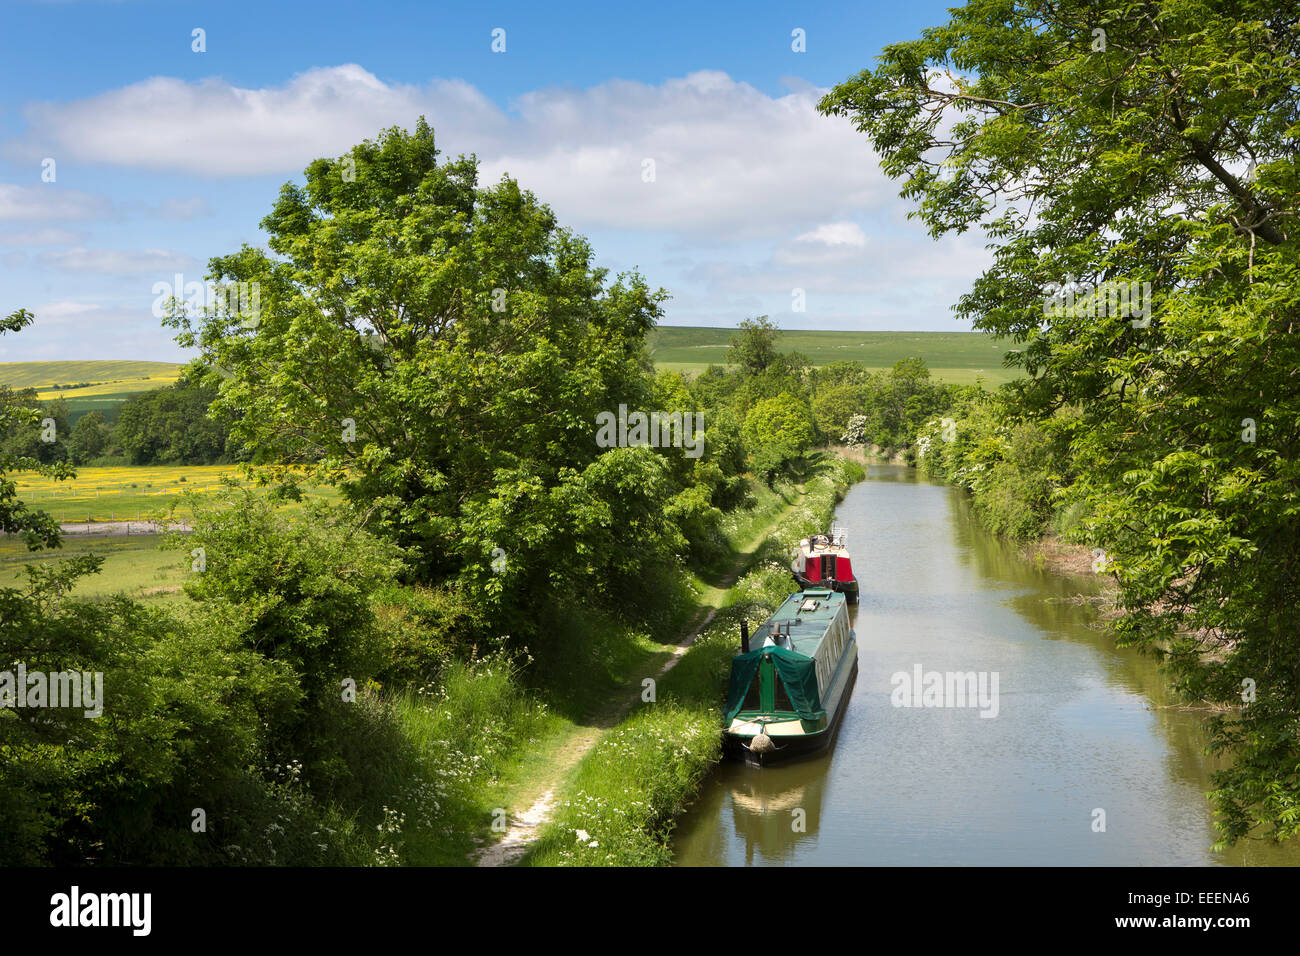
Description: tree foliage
xmin=823 ymin=0 xmax=1300 ymax=843
xmin=165 ymin=120 xmax=699 ymax=654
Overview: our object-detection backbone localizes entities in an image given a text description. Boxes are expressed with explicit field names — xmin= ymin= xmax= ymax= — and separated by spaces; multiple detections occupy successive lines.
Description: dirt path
xmin=471 ymin=490 xmax=804 ymax=867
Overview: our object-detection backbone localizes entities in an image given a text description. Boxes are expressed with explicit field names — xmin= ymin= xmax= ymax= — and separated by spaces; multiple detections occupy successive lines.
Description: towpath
xmin=472 ymin=486 xmax=806 ymax=866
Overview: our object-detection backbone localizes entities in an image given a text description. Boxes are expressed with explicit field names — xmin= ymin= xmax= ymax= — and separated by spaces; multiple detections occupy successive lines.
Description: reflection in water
xmin=672 ymin=465 xmax=1300 ymax=866
xmin=686 ymin=761 xmax=830 ymax=866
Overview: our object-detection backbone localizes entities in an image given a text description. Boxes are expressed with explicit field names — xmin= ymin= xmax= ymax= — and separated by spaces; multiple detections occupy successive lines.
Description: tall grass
xmin=258 ymin=658 xmax=558 ymax=867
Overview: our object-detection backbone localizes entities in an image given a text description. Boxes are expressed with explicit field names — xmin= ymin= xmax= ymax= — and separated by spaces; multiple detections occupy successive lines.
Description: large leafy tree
xmin=821 ymin=0 xmax=1300 ymax=843
xmin=166 ymin=120 xmax=672 ymax=633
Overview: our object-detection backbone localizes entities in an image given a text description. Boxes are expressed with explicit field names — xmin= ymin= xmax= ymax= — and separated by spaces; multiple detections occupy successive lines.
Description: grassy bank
xmin=522 ymin=454 xmax=863 ymax=866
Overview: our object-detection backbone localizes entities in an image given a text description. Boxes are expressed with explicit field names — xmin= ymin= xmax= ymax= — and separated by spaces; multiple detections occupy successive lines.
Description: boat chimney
xmin=740 ymin=620 xmax=750 ymax=653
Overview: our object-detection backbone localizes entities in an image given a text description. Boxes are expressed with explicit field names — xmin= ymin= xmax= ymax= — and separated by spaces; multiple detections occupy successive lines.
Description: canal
xmin=672 ymin=464 xmax=1300 ymax=866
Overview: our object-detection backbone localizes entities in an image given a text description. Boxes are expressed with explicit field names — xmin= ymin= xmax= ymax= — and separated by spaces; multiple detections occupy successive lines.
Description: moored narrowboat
xmin=791 ymin=526 xmax=858 ymax=603
xmin=722 ymin=589 xmax=858 ymax=767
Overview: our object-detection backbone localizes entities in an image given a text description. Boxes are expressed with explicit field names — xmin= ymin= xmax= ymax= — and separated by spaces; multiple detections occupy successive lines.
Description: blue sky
xmin=0 ymin=0 xmax=989 ymax=361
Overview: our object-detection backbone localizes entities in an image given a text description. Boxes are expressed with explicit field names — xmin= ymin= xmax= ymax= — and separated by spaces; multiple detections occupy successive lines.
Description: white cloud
xmin=0 ymin=184 xmax=113 ymax=221
xmin=8 ymin=67 xmax=888 ymax=240
xmin=31 ymin=300 xmax=104 ymax=323
xmin=795 ymin=222 xmax=867 ymax=246
xmin=478 ymin=72 xmax=887 ymax=238
xmin=681 ymin=228 xmax=993 ymax=304
xmin=1 ymin=300 xmax=191 ymax=361
xmin=0 ymin=228 xmax=85 ymax=246
xmin=10 ymin=65 xmax=503 ymax=177
xmin=36 ymin=247 xmax=196 ymax=274
xmin=125 ymin=196 xmax=214 ymax=220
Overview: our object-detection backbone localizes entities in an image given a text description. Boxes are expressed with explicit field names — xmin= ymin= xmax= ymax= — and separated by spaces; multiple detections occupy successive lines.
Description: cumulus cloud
xmin=1 ymin=65 xmax=993 ymax=342
xmin=8 ymin=300 xmax=190 ymax=360
xmin=8 ymin=66 xmax=888 ymax=239
xmin=478 ymin=72 xmax=887 ymax=238
xmin=30 ymin=300 xmax=104 ymax=324
xmin=9 ymin=65 xmax=504 ymax=177
xmin=0 ymin=183 xmax=208 ymax=224
xmin=125 ymin=196 xmax=214 ymax=220
xmin=683 ymin=229 xmax=993 ymax=301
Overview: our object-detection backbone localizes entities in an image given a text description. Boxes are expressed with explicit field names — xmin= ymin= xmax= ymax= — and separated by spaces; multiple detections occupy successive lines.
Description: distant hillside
xmin=648 ymin=328 xmax=1021 ymax=386
xmin=0 ymin=361 xmax=182 ymax=421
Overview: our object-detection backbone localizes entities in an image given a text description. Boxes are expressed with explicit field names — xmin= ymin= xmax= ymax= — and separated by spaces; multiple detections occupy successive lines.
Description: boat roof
xmin=756 ymin=590 xmax=844 ymax=657
xmin=797 ymin=540 xmax=851 ymax=554
xmin=796 ymin=532 xmax=851 ymax=554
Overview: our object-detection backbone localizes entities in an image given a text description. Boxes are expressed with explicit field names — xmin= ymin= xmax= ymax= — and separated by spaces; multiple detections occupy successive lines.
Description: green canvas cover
xmin=724 ymin=646 xmax=825 ymax=722
xmin=724 ymin=649 xmax=763 ymax=721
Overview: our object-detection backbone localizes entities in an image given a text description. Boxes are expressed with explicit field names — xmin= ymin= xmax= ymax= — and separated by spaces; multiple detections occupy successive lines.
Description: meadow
xmin=648 ymin=327 xmax=1021 ymax=385
xmin=1 ymin=463 xmax=339 ymax=604
xmin=8 ymin=464 xmax=338 ymax=523
xmin=0 ymin=533 xmax=187 ymax=603
xmin=10 ymin=464 xmax=234 ymax=523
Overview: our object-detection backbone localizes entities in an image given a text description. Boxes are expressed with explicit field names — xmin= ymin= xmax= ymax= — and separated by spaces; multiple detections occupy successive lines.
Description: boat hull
xmin=724 ymin=651 xmax=858 ymax=768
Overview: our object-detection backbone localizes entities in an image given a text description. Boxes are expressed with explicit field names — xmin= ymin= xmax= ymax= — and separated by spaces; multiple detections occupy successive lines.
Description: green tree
xmin=1 ymin=394 xmax=70 ymax=465
xmin=164 ymin=120 xmax=672 ymax=651
xmin=0 ymin=311 xmax=309 ymax=866
xmin=822 ymin=0 xmax=1300 ymax=844
xmin=742 ymin=392 xmax=816 ymax=482
xmin=0 ymin=311 xmax=70 ymax=547
xmin=169 ymin=488 xmax=405 ymax=795
xmin=67 ymin=411 xmax=110 ymax=464
xmin=726 ymin=315 xmax=781 ymax=376
xmin=812 ymin=383 xmax=865 ymax=439
xmin=115 ymin=371 xmax=230 ymax=464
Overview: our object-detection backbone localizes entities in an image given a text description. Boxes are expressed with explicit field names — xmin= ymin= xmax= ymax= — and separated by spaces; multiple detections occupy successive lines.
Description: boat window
xmin=742 ymin=673 xmax=762 ymax=712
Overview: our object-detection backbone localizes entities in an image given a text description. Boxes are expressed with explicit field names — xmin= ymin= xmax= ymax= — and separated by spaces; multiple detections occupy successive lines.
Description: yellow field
xmin=11 ymin=465 xmax=337 ymax=523
xmin=0 ymin=360 xmax=181 ymax=391
xmin=35 ymin=373 xmax=180 ymax=400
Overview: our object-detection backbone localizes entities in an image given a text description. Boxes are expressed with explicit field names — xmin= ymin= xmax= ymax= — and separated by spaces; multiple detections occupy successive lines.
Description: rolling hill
xmin=0 ymin=360 xmax=183 ymax=420
xmin=648 ymin=328 xmax=1021 ymax=386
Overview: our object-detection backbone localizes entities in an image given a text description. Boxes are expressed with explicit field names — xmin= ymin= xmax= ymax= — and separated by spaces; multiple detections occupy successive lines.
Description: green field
xmin=0 ymin=360 xmax=183 ymax=421
xmin=2 ymin=462 xmax=341 ymax=602
xmin=0 ymin=534 xmax=187 ymax=603
xmin=648 ymin=328 xmax=1021 ymax=385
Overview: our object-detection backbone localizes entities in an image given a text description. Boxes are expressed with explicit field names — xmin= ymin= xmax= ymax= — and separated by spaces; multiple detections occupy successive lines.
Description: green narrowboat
xmin=722 ymin=589 xmax=858 ymax=767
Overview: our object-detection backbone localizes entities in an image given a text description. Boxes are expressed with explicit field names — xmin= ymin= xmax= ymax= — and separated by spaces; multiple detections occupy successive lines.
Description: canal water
xmin=672 ymin=464 xmax=1300 ymax=866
